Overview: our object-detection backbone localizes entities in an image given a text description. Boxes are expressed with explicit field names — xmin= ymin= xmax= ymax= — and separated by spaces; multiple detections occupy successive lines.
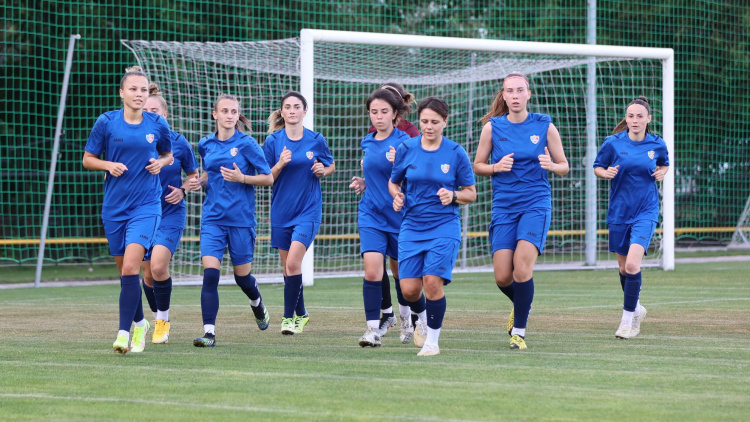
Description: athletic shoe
xmin=507 ymin=307 xmax=515 ymax=336
xmin=417 ymin=343 xmax=440 ymax=356
xmin=399 ymin=317 xmax=414 ymax=344
xmin=130 ymin=320 xmax=150 ymax=353
xmin=358 ymin=327 xmax=382 ymax=347
xmin=251 ymin=300 xmax=270 ymax=331
xmin=113 ymin=334 xmax=129 ymax=355
xmin=509 ymin=334 xmax=527 ymax=350
xmin=615 ymin=318 xmax=632 ymax=339
xmin=293 ymin=314 xmax=310 ymax=334
xmin=193 ymin=333 xmax=216 ymax=347
xmin=413 ymin=320 xmax=427 ymax=348
xmin=376 ymin=313 xmax=397 ymax=336
xmin=281 ymin=317 xmax=295 ymax=335
xmin=630 ymin=305 xmax=647 ymax=337
xmin=152 ymin=319 xmax=170 ymax=344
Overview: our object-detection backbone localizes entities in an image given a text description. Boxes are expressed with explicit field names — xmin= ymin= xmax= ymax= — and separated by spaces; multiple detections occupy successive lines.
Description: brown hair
xmin=120 ymin=65 xmax=149 ymax=89
xmin=612 ymin=96 xmax=651 ymax=135
xmin=480 ymin=71 xmax=530 ymax=125
xmin=366 ymin=88 xmax=410 ymax=127
xmin=267 ymin=91 xmax=308 ymax=133
xmin=380 ymin=82 xmax=416 ymax=109
xmin=417 ymin=96 xmax=449 ymax=120
xmin=213 ymin=93 xmax=251 ymax=132
xmin=147 ymin=83 xmax=168 ymax=113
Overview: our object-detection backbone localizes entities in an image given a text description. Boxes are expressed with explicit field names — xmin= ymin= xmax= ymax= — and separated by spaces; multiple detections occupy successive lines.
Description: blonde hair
xmin=214 ymin=93 xmax=251 ymax=132
xmin=612 ymin=96 xmax=652 ymax=135
xmin=480 ymin=71 xmax=529 ymax=125
xmin=147 ymin=83 xmax=168 ymax=112
xmin=120 ymin=65 xmax=149 ymax=89
xmin=267 ymin=91 xmax=307 ymax=133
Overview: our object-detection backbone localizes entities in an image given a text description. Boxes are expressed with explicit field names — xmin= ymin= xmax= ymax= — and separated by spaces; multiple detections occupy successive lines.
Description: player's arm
xmin=473 ymin=123 xmax=495 ymax=176
xmin=82 ymin=151 xmax=128 ymax=177
xmin=540 ymin=124 xmax=569 ymax=176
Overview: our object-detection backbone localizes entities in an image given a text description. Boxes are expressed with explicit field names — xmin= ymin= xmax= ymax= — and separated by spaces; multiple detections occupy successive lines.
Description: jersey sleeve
xmin=177 ymin=134 xmax=199 ymax=173
xmin=455 ymin=146 xmax=476 ymax=187
xmin=244 ymin=137 xmax=272 ymax=175
xmin=593 ymin=138 xmax=614 ymax=169
xmin=263 ymin=135 xmax=278 ymax=168
xmin=155 ymin=116 xmax=172 ymax=154
xmin=198 ymin=139 xmax=207 ymax=170
xmin=85 ymin=114 xmax=109 ymax=155
xmin=390 ymin=143 xmax=409 ymax=184
xmin=316 ymin=135 xmax=334 ymax=166
xmin=656 ymin=138 xmax=670 ymax=166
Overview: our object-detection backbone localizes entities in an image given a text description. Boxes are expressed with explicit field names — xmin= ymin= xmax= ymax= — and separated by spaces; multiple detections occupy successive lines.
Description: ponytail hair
xmin=267 ymin=91 xmax=308 ymax=133
xmin=147 ymin=82 xmax=168 ymax=112
xmin=213 ymin=93 xmax=251 ymax=133
xmin=120 ymin=65 xmax=149 ymax=89
xmin=480 ymin=71 xmax=529 ymax=125
xmin=612 ymin=96 xmax=651 ymax=135
xmin=380 ymin=82 xmax=416 ymax=110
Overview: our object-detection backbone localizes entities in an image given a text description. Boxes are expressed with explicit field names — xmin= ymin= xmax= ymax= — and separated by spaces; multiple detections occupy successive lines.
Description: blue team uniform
xmin=593 ymin=131 xmax=669 ymax=254
xmin=487 ymin=113 xmax=553 ymax=254
xmin=198 ymin=129 xmax=271 ymax=265
xmin=85 ymin=109 xmax=172 ymax=255
xmin=145 ymin=131 xmax=198 ymax=258
xmin=358 ymin=128 xmax=410 ymax=258
xmin=390 ymin=136 xmax=475 ymax=282
xmin=263 ymin=127 xmax=334 ymax=249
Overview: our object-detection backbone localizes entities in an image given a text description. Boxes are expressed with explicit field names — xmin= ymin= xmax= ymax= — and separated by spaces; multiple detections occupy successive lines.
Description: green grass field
xmin=1 ymin=262 xmax=748 ymax=421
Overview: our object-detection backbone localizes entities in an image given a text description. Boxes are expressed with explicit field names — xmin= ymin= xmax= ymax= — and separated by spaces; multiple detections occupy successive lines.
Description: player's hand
xmin=393 ymin=192 xmax=405 ymax=212
xmin=107 ymin=162 xmax=128 ymax=177
xmin=653 ymin=165 xmax=668 ymax=181
xmin=349 ymin=176 xmax=365 ymax=195
xmin=603 ymin=165 xmax=620 ymax=179
xmin=278 ymin=146 xmax=292 ymax=168
xmin=494 ymin=153 xmax=514 ymax=173
xmin=538 ymin=147 xmax=553 ymax=171
xmin=387 ymin=145 xmax=397 ymax=163
xmin=220 ymin=163 xmax=245 ymax=183
xmin=187 ymin=174 xmax=201 ymax=191
xmin=311 ymin=160 xmax=325 ymax=178
xmin=145 ymin=158 xmax=162 ymax=175
xmin=437 ymin=188 xmax=454 ymax=206
xmin=165 ymin=185 xmax=184 ymax=204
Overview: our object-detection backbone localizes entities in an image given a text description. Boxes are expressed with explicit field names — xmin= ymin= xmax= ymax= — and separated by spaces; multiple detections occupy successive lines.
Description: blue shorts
xmin=102 ymin=214 xmax=160 ymax=256
xmin=359 ymin=227 xmax=398 ymax=259
xmin=609 ymin=221 xmax=656 ymax=256
xmin=489 ymin=209 xmax=550 ymax=255
xmin=271 ymin=222 xmax=320 ymax=250
xmin=200 ymin=223 xmax=256 ymax=266
xmin=144 ymin=225 xmax=184 ymax=261
xmin=398 ymin=238 xmax=460 ymax=284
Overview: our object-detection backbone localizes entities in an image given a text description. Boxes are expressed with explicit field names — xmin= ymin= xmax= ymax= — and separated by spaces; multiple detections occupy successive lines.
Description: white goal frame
xmin=299 ymin=29 xmax=675 ymax=273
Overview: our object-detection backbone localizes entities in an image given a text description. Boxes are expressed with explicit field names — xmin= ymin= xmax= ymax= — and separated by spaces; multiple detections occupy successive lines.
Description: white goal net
xmin=122 ymin=30 xmax=673 ymax=282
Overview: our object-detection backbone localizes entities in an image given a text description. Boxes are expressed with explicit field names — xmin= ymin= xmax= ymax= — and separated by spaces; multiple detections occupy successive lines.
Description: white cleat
xmin=417 ymin=343 xmax=440 ymax=356
xmin=399 ymin=317 xmax=414 ymax=344
xmin=630 ymin=305 xmax=647 ymax=337
xmin=413 ymin=320 xmax=427 ymax=348
xmin=358 ymin=327 xmax=382 ymax=347
xmin=615 ymin=318 xmax=632 ymax=339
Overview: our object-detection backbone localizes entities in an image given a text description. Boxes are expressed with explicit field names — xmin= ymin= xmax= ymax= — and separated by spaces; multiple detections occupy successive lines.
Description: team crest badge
xmin=146 ymin=134 xmax=154 ymax=143
xmin=306 ymin=151 xmax=314 ymax=160
xmin=647 ymin=150 xmax=655 ymax=159
xmin=530 ymin=135 xmax=540 ymax=144
xmin=230 ymin=147 xmax=238 ymax=157
xmin=441 ymin=164 xmax=450 ymax=173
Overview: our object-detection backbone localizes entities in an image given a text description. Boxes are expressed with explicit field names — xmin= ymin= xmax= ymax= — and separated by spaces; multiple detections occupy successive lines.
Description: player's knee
xmin=151 ymin=263 xmax=169 ymax=281
xmin=495 ymin=273 xmax=513 ymax=287
xmin=624 ymin=261 xmax=641 ymax=275
xmin=364 ymin=268 xmax=383 ymax=281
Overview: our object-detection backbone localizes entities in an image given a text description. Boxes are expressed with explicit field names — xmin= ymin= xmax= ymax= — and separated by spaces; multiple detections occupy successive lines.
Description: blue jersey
xmin=198 ymin=129 xmax=271 ymax=228
xmin=359 ymin=128 xmax=410 ymax=233
xmin=85 ymin=109 xmax=171 ymax=221
xmin=489 ymin=113 xmax=552 ymax=213
xmin=158 ymin=131 xmax=198 ymax=227
xmin=390 ymin=136 xmax=475 ymax=241
xmin=263 ymin=128 xmax=334 ymax=227
xmin=593 ymin=131 xmax=669 ymax=224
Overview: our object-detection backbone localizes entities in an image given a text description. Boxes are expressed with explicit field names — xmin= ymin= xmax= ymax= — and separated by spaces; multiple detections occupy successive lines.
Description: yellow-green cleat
xmin=113 ymin=334 xmax=129 ymax=355
xmin=293 ymin=314 xmax=310 ymax=334
xmin=130 ymin=320 xmax=150 ymax=353
xmin=509 ymin=334 xmax=527 ymax=350
xmin=281 ymin=317 xmax=295 ymax=335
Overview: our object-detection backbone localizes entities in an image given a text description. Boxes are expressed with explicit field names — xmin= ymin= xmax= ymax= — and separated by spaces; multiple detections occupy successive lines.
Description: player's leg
xmin=417 ymin=238 xmax=460 ymax=356
xmin=193 ymin=224 xmax=225 ymax=347
xmin=229 ymin=227 xmax=269 ymax=331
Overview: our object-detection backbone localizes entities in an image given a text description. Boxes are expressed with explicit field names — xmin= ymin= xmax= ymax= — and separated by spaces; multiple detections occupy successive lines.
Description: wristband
xmin=180 ymin=187 xmax=186 ymax=196
xmin=451 ymin=190 xmax=458 ymax=205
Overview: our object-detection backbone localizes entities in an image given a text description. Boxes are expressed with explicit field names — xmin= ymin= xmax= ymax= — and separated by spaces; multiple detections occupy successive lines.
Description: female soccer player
xmin=350 ymin=87 xmax=417 ymax=347
xmin=188 ymin=93 xmax=273 ymax=348
xmin=263 ymin=91 xmax=335 ymax=335
xmin=83 ymin=66 xmax=172 ymax=354
xmin=593 ymin=96 xmax=668 ymax=339
xmin=138 ymin=83 xmax=199 ymax=345
xmin=367 ymin=82 xmax=420 ymax=137
xmin=388 ymin=97 xmax=477 ymax=356
xmin=473 ymin=71 xmax=569 ymax=350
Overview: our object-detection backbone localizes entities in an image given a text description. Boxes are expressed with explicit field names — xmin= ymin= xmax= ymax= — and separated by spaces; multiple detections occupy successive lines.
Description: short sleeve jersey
xmin=263 ymin=128 xmax=334 ymax=227
xmin=358 ymin=128 xmax=410 ymax=233
xmin=85 ymin=109 xmax=171 ymax=221
xmin=158 ymin=131 xmax=198 ymax=227
xmin=198 ymin=129 xmax=271 ymax=228
xmin=390 ymin=136 xmax=475 ymax=242
xmin=593 ymin=131 xmax=669 ymax=224
xmin=489 ymin=113 xmax=552 ymax=213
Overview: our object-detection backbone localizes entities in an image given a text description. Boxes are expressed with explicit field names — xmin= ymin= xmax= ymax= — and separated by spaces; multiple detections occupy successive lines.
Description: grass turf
xmin=1 ymin=261 xmax=748 ymax=421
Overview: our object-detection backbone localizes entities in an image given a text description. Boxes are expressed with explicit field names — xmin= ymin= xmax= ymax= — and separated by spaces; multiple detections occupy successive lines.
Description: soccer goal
xmin=728 ymin=195 xmax=750 ymax=249
xmin=121 ymin=29 xmax=674 ymax=284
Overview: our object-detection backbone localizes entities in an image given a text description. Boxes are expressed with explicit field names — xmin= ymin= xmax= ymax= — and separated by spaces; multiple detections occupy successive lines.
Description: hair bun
xmin=148 ymin=82 xmax=161 ymax=96
xmin=637 ymin=96 xmax=649 ymax=104
xmin=124 ymin=65 xmax=143 ymax=74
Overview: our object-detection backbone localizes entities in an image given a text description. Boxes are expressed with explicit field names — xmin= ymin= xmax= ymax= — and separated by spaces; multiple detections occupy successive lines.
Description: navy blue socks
xmin=201 ymin=268 xmax=221 ymax=325
xmin=408 ymin=293 xmax=426 ymax=314
xmin=142 ymin=280 xmax=157 ymax=313
xmin=425 ymin=296 xmax=446 ymax=330
xmin=153 ymin=277 xmax=172 ymax=312
xmin=498 ymin=281 xmax=516 ymax=302
xmin=513 ymin=278 xmax=535 ymax=329
xmin=284 ymin=274 xmax=303 ymax=318
xmin=119 ymin=274 xmax=141 ymax=331
xmin=363 ymin=279 xmax=382 ymax=321
xmin=235 ymin=273 xmax=260 ymax=301
xmin=623 ymin=272 xmax=642 ymax=312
